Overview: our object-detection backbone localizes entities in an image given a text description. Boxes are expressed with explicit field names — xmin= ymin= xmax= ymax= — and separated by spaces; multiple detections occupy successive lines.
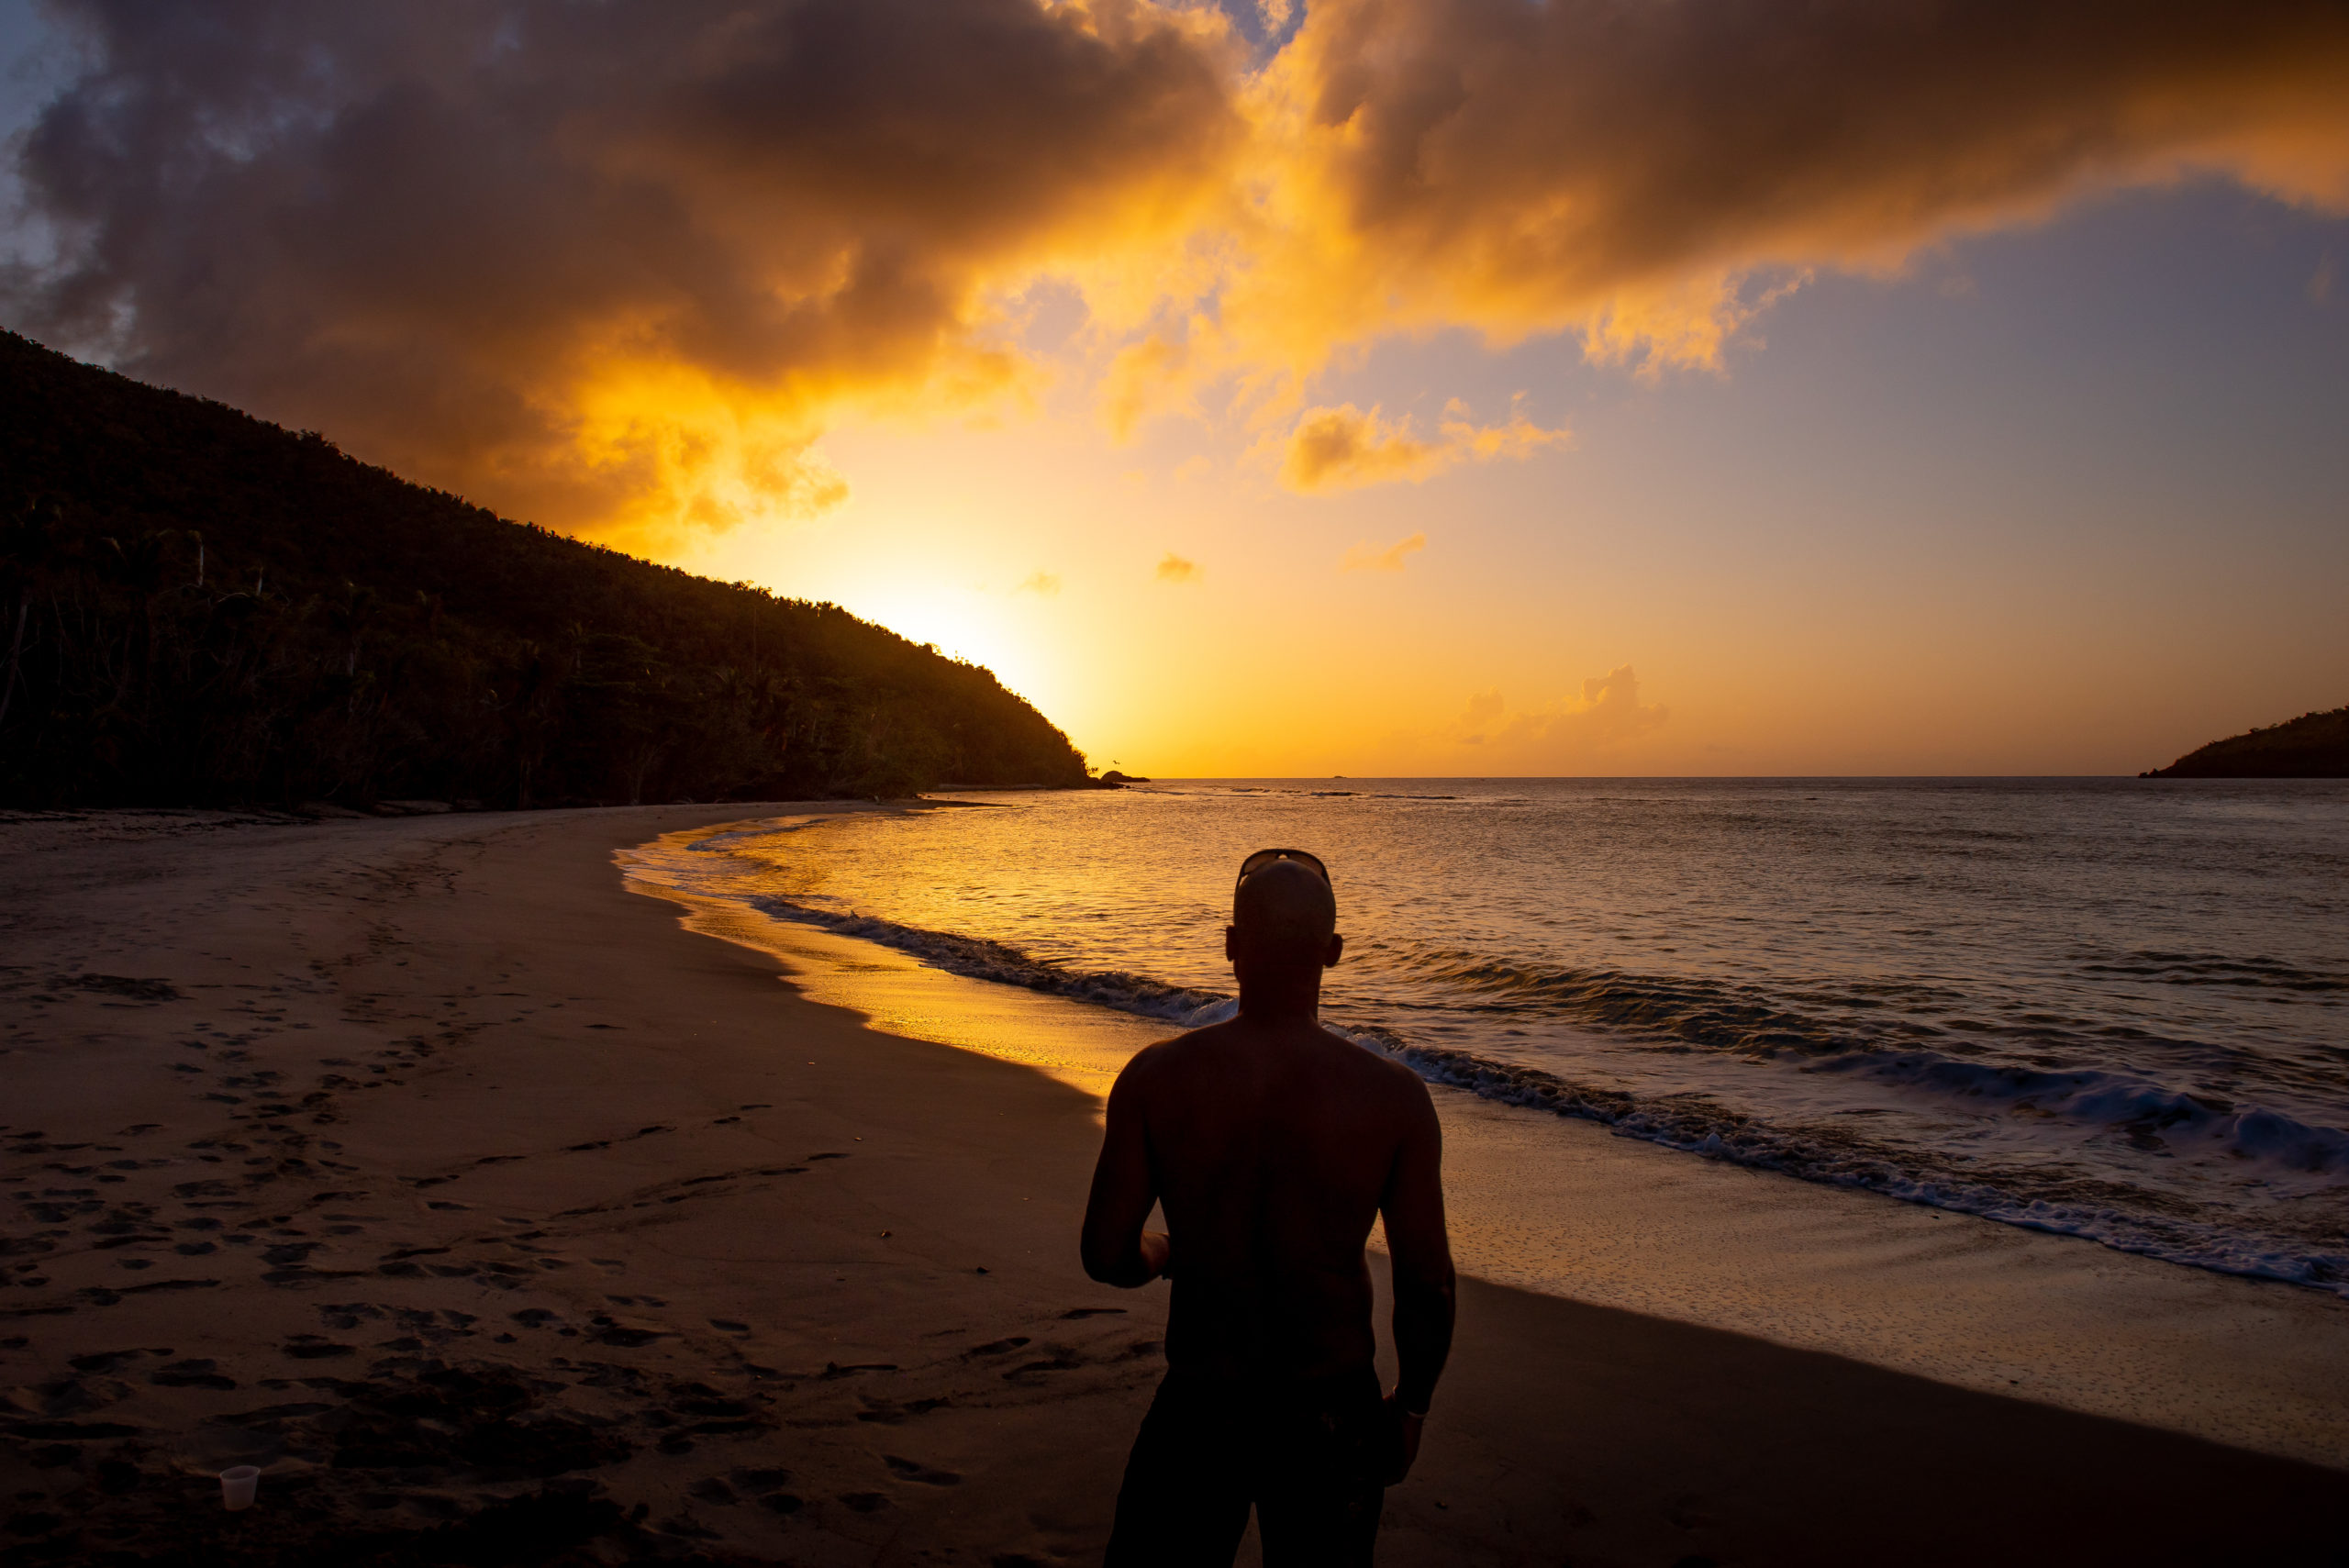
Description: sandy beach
xmin=4 ymin=805 xmax=2346 ymax=1567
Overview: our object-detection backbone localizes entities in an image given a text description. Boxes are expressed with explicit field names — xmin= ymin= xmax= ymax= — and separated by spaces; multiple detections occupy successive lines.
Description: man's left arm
xmin=1380 ymin=1078 xmax=1456 ymax=1482
xmin=1080 ymin=1056 xmax=1172 ymax=1287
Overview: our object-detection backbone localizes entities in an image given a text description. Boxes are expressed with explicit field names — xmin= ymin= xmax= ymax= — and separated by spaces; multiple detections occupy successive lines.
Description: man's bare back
xmin=1081 ymin=852 xmax=1455 ymax=1564
xmin=1092 ymin=1013 xmax=1442 ymax=1383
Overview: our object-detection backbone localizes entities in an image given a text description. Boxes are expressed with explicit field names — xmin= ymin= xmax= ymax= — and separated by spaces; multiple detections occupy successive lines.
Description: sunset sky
xmin=4 ymin=0 xmax=2345 ymax=776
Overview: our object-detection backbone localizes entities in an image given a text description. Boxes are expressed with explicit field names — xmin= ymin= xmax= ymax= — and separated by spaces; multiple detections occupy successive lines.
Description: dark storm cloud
xmin=6 ymin=0 xmax=1239 ymax=535
xmin=1229 ymin=0 xmax=2349 ymax=374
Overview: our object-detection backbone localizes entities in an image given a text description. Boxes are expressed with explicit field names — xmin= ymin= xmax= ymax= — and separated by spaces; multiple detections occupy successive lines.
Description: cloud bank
xmin=1209 ymin=0 xmax=2349 ymax=380
xmin=5 ymin=0 xmax=1238 ymax=544
xmin=7 ymin=0 xmax=2346 ymax=537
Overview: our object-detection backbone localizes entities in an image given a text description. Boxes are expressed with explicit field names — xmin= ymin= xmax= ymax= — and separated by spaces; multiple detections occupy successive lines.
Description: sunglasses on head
xmin=1235 ymin=848 xmax=1330 ymax=892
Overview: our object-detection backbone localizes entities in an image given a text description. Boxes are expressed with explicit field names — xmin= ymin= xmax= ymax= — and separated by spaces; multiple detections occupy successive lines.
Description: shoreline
xmin=629 ymin=813 xmax=2349 ymax=1470
xmin=1 ymin=806 xmax=2343 ymax=1565
xmin=643 ymin=783 xmax=2349 ymax=1306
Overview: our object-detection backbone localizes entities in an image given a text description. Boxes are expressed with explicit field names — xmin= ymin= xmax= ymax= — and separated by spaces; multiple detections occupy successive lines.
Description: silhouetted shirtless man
xmin=1083 ymin=850 xmax=1456 ymax=1565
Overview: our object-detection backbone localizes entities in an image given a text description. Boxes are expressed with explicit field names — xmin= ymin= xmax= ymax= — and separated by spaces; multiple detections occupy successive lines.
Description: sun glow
xmin=564 ymin=361 xmax=846 ymax=551
xmin=13 ymin=0 xmax=2348 ymax=775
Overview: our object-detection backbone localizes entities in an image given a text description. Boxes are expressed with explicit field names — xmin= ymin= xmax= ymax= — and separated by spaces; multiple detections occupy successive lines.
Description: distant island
xmin=2144 ymin=706 xmax=2349 ymax=778
xmin=0 ymin=329 xmax=1094 ymax=808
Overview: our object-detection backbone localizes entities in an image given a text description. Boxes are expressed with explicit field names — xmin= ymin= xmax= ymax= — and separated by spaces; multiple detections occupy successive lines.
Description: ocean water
xmin=626 ymin=779 xmax=2349 ymax=1293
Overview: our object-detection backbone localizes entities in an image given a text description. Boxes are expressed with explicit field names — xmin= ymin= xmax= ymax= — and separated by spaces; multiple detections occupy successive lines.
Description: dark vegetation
xmin=2144 ymin=706 xmax=2349 ymax=778
xmin=0 ymin=328 xmax=1091 ymax=808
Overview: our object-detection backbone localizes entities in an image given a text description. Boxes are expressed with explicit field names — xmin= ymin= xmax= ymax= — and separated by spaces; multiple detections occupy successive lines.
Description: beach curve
xmin=0 ymin=805 xmax=2342 ymax=1565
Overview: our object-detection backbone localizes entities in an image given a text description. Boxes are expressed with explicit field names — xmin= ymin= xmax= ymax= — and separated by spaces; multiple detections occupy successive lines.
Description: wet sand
xmin=2 ymin=806 xmax=2344 ymax=1566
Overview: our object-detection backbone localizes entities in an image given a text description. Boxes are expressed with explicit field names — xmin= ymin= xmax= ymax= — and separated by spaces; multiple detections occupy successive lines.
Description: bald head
xmin=1231 ymin=858 xmax=1338 ymax=967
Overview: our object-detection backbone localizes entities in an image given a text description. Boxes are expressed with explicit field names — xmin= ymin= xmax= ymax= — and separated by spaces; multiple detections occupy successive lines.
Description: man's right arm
xmin=1080 ymin=1055 xmax=1172 ymax=1288
xmin=1381 ymin=1078 xmax=1456 ymax=1476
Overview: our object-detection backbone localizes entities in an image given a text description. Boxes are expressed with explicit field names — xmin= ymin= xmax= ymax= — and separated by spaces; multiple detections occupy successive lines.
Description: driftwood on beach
xmin=0 ymin=330 xmax=1091 ymax=810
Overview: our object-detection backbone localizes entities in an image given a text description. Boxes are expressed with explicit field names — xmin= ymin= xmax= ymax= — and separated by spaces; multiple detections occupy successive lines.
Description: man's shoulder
xmin=1112 ymin=1023 xmax=1231 ymax=1084
xmin=1116 ymin=1019 xmax=1431 ymax=1106
xmin=1322 ymin=1028 xmax=1436 ymax=1103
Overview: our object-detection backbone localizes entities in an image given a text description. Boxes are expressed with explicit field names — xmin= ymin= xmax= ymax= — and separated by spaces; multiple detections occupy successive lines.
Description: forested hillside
xmin=0 ymin=330 xmax=1090 ymax=807
xmin=2146 ymin=706 xmax=2349 ymax=778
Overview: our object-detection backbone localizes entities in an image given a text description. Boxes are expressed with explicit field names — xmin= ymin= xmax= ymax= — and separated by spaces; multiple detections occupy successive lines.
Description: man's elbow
xmin=1080 ymin=1236 xmax=1131 ymax=1287
xmin=1397 ymin=1261 xmax=1456 ymax=1314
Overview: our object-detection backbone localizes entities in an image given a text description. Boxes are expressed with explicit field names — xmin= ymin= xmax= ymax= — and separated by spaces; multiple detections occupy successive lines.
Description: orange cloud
xmin=1341 ymin=531 xmax=1428 ymax=573
xmin=1118 ymin=0 xmax=2349 ymax=426
xmin=1285 ymin=406 xmax=1433 ymax=490
xmin=1015 ymin=571 xmax=1063 ymax=596
xmin=7 ymin=0 xmax=1241 ymax=549
xmin=1156 ymin=552 xmax=1202 ymax=584
xmin=1282 ymin=398 xmax=1570 ymax=493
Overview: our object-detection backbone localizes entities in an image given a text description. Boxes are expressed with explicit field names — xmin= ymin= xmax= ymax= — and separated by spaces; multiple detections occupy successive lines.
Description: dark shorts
xmin=1105 ymin=1366 xmax=1392 ymax=1567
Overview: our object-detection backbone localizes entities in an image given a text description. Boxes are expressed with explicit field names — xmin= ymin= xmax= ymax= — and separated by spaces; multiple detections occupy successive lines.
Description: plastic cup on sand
xmin=218 ymin=1466 xmax=260 ymax=1511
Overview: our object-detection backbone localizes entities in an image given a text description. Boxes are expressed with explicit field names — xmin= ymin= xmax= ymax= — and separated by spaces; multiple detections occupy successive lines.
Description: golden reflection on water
xmin=625 ymin=840 xmax=1163 ymax=1110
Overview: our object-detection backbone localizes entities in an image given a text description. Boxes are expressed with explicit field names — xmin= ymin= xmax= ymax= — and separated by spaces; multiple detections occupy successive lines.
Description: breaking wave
xmin=745 ymin=892 xmax=2349 ymax=1295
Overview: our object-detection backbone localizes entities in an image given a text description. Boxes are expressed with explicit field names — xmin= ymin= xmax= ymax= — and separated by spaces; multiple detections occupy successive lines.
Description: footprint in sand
xmin=282 ymin=1335 xmax=357 ymax=1361
xmin=1002 ymin=1353 xmax=1085 ymax=1380
xmin=149 ymin=1358 xmax=236 ymax=1390
xmin=963 ymin=1337 xmax=1030 ymax=1358
xmin=15 ymin=1375 xmax=137 ymax=1418
xmin=592 ymin=1322 xmax=668 ymax=1349
xmin=884 ymin=1454 xmax=963 ymax=1486
xmin=819 ymin=1362 xmax=899 ymax=1379
xmin=733 ymin=1466 xmax=792 ymax=1491
xmin=855 ymin=1396 xmax=950 ymax=1426
xmin=64 ymin=1349 xmax=170 ymax=1375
